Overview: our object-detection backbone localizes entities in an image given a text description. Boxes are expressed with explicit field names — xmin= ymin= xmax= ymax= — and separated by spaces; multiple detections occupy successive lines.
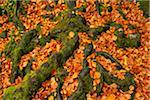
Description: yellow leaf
xmin=48 ymin=96 xmax=54 ymax=100
xmin=69 ymin=31 xmax=74 ymax=38
xmin=107 ymin=94 xmax=116 ymax=100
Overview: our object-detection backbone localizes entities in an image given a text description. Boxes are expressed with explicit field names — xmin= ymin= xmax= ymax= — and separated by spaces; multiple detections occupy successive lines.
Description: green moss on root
xmin=3 ymin=33 xmax=79 ymax=100
xmin=68 ymin=43 xmax=94 ymax=99
xmin=96 ymin=61 xmax=136 ymax=92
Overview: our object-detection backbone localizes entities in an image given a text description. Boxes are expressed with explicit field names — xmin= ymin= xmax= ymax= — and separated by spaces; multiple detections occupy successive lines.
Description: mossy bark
xmin=1 ymin=2 xmax=139 ymax=99
xmin=50 ymin=13 xmax=88 ymax=34
xmin=68 ymin=63 xmax=93 ymax=100
xmin=96 ymin=62 xmax=136 ymax=92
xmin=1 ymin=0 xmax=25 ymax=31
xmin=3 ymin=33 xmax=79 ymax=100
xmin=115 ymin=31 xmax=141 ymax=48
xmin=3 ymin=38 xmax=17 ymax=58
xmin=21 ymin=58 xmax=35 ymax=76
xmin=88 ymin=22 xmax=112 ymax=40
xmin=9 ymin=29 xmax=39 ymax=83
xmin=108 ymin=21 xmax=141 ymax=48
xmin=68 ymin=43 xmax=94 ymax=100
xmin=96 ymin=51 xmax=123 ymax=70
xmin=138 ymin=1 xmax=149 ymax=18
xmin=95 ymin=51 xmax=136 ymax=97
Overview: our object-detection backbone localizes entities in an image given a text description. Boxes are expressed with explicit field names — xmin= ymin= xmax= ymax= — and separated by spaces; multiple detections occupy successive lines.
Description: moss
xmin=0 ymin=30 xmax=8 ymax=38
xmin=68 ymin=44 xmax=94 ymax=99
xmin=7 ymin=29 xmax=39 ymax=82
xmin=84 ymin=43 xmax=93 ymax=58
xmin=115 ymin=31 xmax=141 ymax=48
xmin=0 ymin=51 xmax=2 ymax=57
xmin=95 ymin=51 xmax=136 ymax=96
xmin=68 ymin=66 xmax=93 ymax=100
xmin=18 ymin=29 xmax=37 ymax=49
xmin=3 ymin=86 xmax=17 ymax=100
xmin=22 ymin=36 xmax=38 ymax=54
xmin=55 ymin=66 xmax=68 ymax=100
xmin=68 ymin=65 xmax=93 ymax=100
xmin=128 ymin=24 xmax=136 ymax=30
xmin=96 ymin=62 xmax=136 ymax=92
xmin=126 ymin=33 xmax=141 ymax=47
xmin=39 ymin=36 xmax=47 ymax=46
xmin=4 ymin=38 xmax=17 ymax=58
xmin=95 ymin=0 xmax=104 ymax=16
xmin=137 ymin=0 xmax=149 ymax=18
xmin=95 ymin=62 xmax=103 ymax=95
xmin=54 ymin=0 xmax=59 ymax=5
xmin=56 ymin=82 xmax=63 ymax=99
xmin=3 ymin=32 xmax=79 ymax=100
xmin=65 ymin=0 xmax=76 ymax=10
xmin=130 ymin=87 xmax=136 ymax=100
xmin=51 ymin=13 xmax=88 ymax=34
xmin=96 ymin=51 xmax=123 ymax=70
xmin=44 ymin=4 xmax=54 ymax=11
xmin=10 ymin=47 xmax=22 ymax=82
xmin=13 ymin=16 xmax=25 ymax=31
xmin=117 ymin=72 xmax=136 ymax=91
xmin=21 ymin=58 xmax=35 ymax=76
xmin=0 ymin=6 xmax=7 ymax=15
xmin=76 ymin=4 xmax=86 ymax=12
xmin=44 ymin=31 xmax=79 ymax=100
xmin=1 ymin=0 xmax=25 ymax=31
xmin=107 ymin=6 xmax=112 ymax=12
xmin=88 ymin=22 xmax=113 ymax=40
xmin=117 ymin=7 xmax=127 ymax=20
xmin=58 ymin=35 xmax=79 ymax=65
xmin=42 ymin=14 xmax=55 ymax=20
xmin=81 ymin=71 xmax=93 ymax=92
